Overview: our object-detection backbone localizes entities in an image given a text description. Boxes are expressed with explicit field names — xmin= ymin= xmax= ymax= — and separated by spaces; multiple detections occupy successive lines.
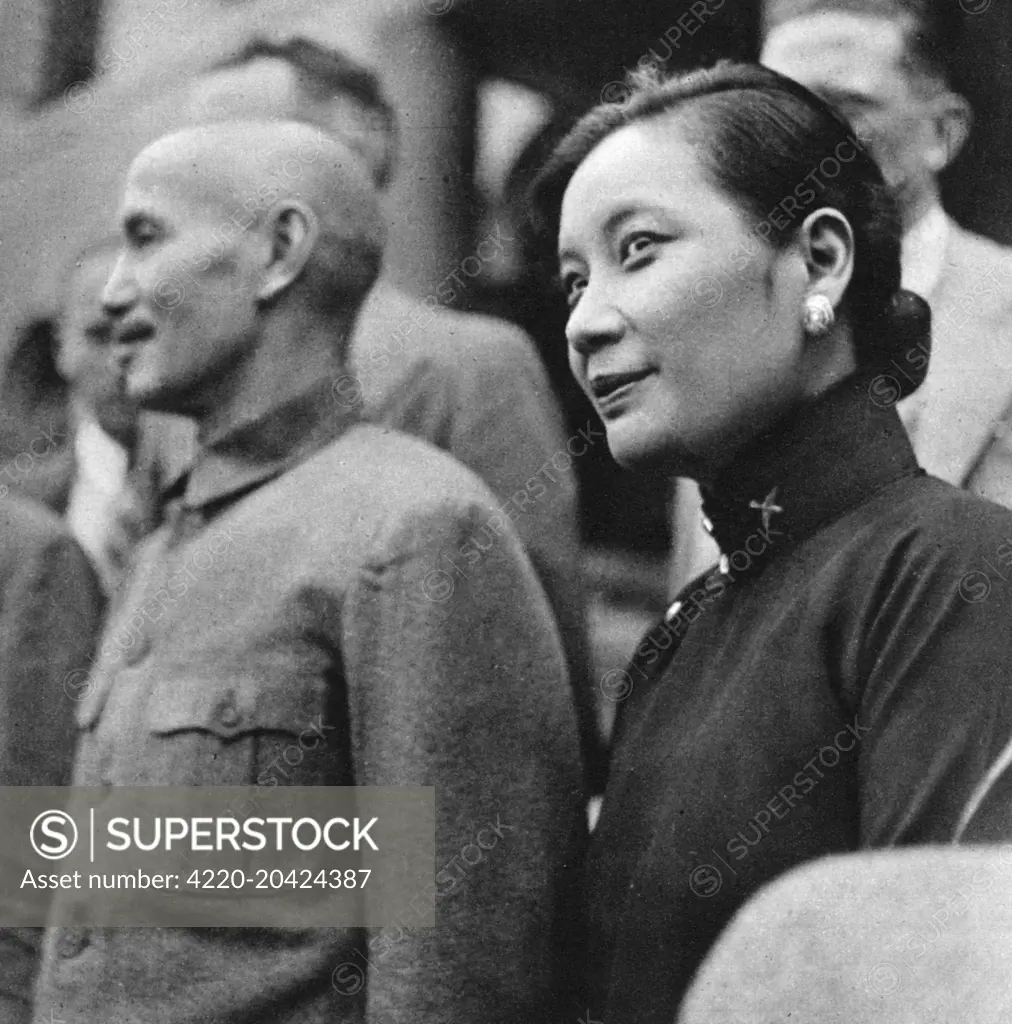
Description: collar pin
xmin=748 ymin=487 xmax=784 ymax=535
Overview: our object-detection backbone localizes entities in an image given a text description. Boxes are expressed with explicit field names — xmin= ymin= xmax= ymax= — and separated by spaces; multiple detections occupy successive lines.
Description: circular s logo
xmin=601 ymin=81 xmax=632 ymax=104
xmin=868 ymin=374 xmax=901 ymax=409
xmin=30 ymin=810 xmax=78 ymax=860
xmin=688 ymin=863 xmax=722 ymax=898
xmin=331 ymin=962 xmax=365 ymax=996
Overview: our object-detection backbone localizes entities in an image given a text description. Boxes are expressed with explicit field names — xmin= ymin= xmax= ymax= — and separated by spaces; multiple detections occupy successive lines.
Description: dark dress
xmin=585 ymin=375 xmax=1012 ymax=1023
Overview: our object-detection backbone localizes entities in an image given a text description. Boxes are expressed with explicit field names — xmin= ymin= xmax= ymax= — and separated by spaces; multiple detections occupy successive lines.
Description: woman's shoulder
xmin=867 ymin=472 xmax=1012 ymax=558
xmin=783 ymin=472 xmax=1012 ymax=617
xmin=812 ymin=471 xmax=1012 ymax=633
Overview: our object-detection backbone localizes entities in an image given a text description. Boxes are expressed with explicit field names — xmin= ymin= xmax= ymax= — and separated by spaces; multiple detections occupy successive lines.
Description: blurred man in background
xmin=671 ymin=0 xmax=1012 ymax=592
xmin=0 ymin=322 xmax=76 ymax=518
xmin=54 ymin=240 xmax=153 ymax=595
xmin=32 ymin=119 xmax=585 ymax=1024
xmin=0 ymin=489 xmax=103 ymax=1023
xmin=765 ymin=0 xmax=1012 ymax=502
xmin=182 ymin=35 xmax=603 ymax=789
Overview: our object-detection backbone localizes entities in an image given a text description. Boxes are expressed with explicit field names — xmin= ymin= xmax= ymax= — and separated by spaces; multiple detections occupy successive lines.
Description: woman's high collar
xmin=699 ymin=374 xmax=923 ymax=566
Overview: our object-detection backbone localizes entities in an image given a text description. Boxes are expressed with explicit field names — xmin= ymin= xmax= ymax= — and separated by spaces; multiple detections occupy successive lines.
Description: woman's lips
xmin=591 ymin=369 xmax=655 ymax=413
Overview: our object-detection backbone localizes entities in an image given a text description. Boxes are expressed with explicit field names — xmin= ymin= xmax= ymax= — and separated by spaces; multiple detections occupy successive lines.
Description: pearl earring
xmin=802 ymin=294 xmax=835 ymax=336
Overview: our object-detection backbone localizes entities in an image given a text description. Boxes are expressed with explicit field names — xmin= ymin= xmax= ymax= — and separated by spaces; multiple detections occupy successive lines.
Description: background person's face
xmin=59 ymin=252 xmax=117 ymax=394
xmin=58 ymin=252 xmax=138 ymax=441
xmin=558 ymin=117 xmax=809 ymax=481
xmin=762 ymin=14 xmax=940 ymax=226
xmin=186 ymin=57 xmax=302 ymax=123
xmin=187 ymin=58 xmax=387 ymax=183
xmin=102 ymin=158 xmax=263 ymax=416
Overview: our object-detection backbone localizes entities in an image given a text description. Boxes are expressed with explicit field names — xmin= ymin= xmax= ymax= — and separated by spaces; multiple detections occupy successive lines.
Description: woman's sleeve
xmin=856 ymin=510 xmax=1012 ymax=847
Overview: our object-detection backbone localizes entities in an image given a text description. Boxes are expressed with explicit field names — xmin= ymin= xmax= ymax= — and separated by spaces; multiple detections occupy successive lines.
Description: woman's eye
xmin=562 ymin=273 xmax=586 ymax=309
xmin=620 ymin=233 xmax=660 ymax=263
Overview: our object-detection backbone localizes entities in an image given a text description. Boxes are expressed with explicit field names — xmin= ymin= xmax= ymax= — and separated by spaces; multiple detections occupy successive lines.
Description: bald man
xmin=31 ymin=122 xmax=585 ymax=1024
xmin=176 ymin=40 xmax=603 ymax=790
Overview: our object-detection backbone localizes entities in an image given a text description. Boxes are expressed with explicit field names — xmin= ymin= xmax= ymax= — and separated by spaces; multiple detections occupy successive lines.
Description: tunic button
xmin=123 ymin=635 xmax=152 ymax=666
xmin=56 ymin=929 xmax=90 ymax=958
xmin=218 ymin=705 xmax=240 ymax=729
xmin=664 ymin=600 xmax=683 ymax=624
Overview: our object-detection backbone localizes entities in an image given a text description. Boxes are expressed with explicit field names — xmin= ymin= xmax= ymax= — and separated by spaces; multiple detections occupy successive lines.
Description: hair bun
xmin=861 ymin=288 xmax=932 ymax=400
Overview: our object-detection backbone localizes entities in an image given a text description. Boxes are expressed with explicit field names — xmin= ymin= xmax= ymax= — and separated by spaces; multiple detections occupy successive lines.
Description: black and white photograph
xmin=2 ymin=0 xmax=1012 ymax=1021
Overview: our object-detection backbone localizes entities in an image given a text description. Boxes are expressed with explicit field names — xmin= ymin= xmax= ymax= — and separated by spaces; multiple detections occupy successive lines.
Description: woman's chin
xmin=605 ymin=421 xmax=685 ymax=476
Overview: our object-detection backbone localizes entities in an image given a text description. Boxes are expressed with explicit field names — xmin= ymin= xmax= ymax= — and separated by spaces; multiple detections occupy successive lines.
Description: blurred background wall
xmin=0 ymin=0 xmax=1008 ymax=563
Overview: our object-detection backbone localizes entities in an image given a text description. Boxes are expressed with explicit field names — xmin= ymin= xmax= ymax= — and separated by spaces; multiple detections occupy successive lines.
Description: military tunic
xmin=33 ymin=381 xmax=585 ymax=1024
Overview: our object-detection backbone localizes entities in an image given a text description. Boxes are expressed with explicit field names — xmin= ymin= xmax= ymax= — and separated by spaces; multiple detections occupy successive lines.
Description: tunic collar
xmin=700 ymin=375 xmax=923 ymax=569
xmin=164 ymin=377 xmax=359 ymax=512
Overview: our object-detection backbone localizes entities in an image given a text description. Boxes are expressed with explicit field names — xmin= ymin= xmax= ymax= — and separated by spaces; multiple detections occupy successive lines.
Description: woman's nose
xmin=565 ymin=287 xmax=626 ymax=356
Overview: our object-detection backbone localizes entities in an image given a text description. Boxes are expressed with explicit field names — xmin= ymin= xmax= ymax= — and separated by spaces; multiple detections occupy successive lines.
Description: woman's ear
xmin=256 ymin=200 xmax=320 ymax=305
xmin=797 ymin=207 xmax=854 ymax=308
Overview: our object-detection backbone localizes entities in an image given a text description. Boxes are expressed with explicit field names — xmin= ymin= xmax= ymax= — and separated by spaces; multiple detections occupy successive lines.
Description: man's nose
xmin=566 ymin=285 xmax=626 ymax=357
xmin=100 ymin=253 xmax=136 ymax=318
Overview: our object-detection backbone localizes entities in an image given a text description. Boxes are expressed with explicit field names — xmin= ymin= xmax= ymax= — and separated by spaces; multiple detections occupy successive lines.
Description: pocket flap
xmin=145 ymin=672 xmax=324 ymax=741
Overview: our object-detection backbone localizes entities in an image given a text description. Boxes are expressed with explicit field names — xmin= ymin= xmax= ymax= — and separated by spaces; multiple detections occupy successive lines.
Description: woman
xmin=532 ymin=62 xmax=1012 ymax=1022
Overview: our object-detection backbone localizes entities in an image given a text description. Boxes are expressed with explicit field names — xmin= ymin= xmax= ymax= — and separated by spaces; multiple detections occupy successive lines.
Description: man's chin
xmin=124 ymin=369 xmax=188 ymax=416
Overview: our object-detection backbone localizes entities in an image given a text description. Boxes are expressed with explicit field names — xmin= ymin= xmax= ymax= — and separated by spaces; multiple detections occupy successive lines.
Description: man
xmin=54 ymin=241 xmax=152 ymax=595
xmin=765 ymin=0 xmax=1012 ymax=501
xmin=31 ymin=120 xmax=584 ymax=1024
xmin=0 ymin=321 xmax=75 ymax=517
xmin=672 ymin=0 xmax=1012 ymax=591
xmin=183 ymin=37 xmax=603 ymax=787
xmin=0 ymin=491 xmax=103 ymax=1023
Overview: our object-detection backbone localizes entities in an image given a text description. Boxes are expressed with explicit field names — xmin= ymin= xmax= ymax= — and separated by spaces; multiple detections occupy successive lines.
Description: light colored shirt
xmin=65 ymin=410 xmax=129 ymax=594
xmin=900 ymin=201 xmax=949 ymax=300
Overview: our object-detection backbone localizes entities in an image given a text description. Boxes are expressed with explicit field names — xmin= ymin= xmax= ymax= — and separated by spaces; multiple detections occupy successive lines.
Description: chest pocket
xmin=143 ymin=674 xmax=333 ymax=787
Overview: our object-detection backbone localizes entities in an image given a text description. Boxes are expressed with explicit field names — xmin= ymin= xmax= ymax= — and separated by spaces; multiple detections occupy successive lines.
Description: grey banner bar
xmin=0 ymin=786 xmax=434 ymax=927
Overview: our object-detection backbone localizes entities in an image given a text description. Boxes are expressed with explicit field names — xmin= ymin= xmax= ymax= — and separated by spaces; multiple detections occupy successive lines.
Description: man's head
xmin=761 ymin=0 xmax=971 ymax=228
xmin=187 ymin=37 xmax=398 ymax=190
xmin=101 ymin=119 xmax=385 ymax=416
xmin=57 ymin=240 xmax=138 ymax=445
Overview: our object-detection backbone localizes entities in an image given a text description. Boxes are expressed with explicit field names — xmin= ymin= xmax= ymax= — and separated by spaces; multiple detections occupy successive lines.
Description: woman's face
xmin=558 ymin=116 xmax=811 ymax=480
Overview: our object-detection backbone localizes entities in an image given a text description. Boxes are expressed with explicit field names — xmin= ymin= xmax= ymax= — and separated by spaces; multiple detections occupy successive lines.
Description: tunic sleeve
xmin=339 ymin=496 xmax=586 ymax=1024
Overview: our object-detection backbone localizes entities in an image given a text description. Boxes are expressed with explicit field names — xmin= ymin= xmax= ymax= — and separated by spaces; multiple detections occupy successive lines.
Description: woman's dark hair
xmin=530 ymin=61 xmax=929 ymax=393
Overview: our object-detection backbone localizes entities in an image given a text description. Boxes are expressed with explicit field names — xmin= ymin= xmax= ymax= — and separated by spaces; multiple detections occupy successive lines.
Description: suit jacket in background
xmin=33 ymin=380 xmax=586 ymax=1024
xmin=0 ymin=491 xmax=104 ymax=1024
xmin=899 ymin=220 xmax=1012 ymax=504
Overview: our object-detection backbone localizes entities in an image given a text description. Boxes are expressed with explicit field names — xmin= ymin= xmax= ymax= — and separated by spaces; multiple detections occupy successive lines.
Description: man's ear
xmin=797 ymin=207 xmax=854 ymax=308
xmin=925 ymin=91 xmax=972 ymax=173
xmin=256 ymin=200 xmax=319 ymax=305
